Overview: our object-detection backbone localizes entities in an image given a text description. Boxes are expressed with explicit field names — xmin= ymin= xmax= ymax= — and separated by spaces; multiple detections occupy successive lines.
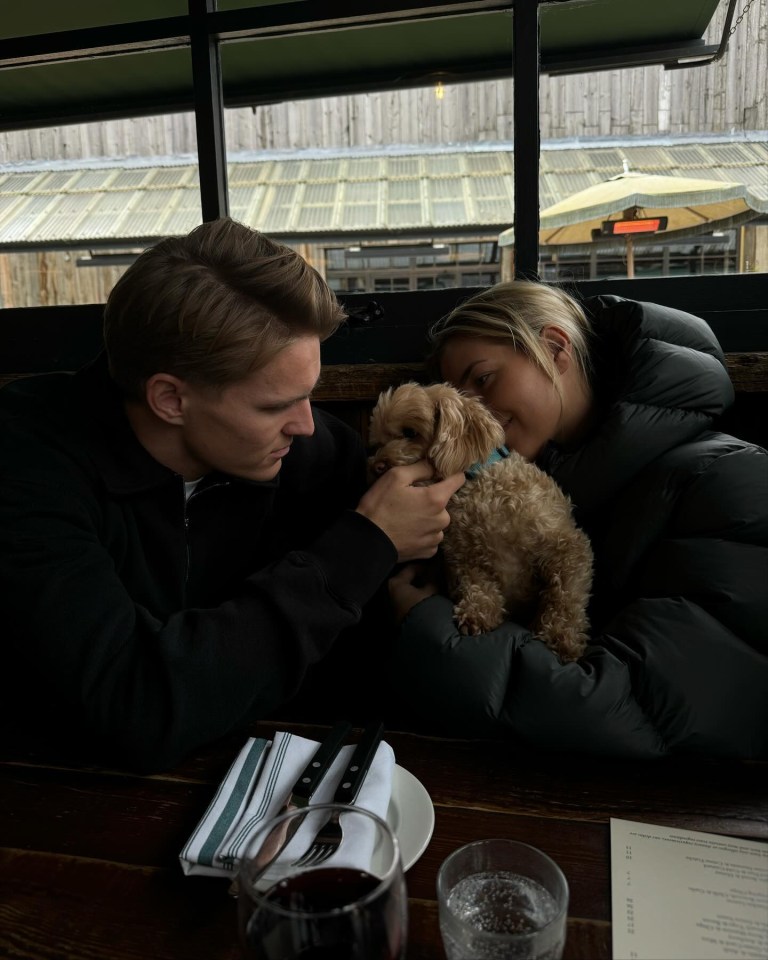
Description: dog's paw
xmin=454 ymin=601 xmax=503 ymax=636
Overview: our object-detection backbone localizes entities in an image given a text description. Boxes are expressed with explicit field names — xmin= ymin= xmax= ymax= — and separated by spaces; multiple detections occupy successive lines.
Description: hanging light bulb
xmin=435 ymin=80 xmax=445 ymax=100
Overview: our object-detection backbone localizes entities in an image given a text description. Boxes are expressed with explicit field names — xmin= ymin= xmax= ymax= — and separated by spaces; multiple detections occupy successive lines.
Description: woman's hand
xmin=388 ymin=561 xmax=442 ymax=624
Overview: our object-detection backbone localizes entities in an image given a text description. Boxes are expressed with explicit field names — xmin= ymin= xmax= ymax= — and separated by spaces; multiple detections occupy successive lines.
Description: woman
xmin=388 ymin=281 xmax=768 ymax=759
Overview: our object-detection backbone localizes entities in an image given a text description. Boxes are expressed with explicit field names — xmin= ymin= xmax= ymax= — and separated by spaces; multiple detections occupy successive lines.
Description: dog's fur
xmin=368 ymin=382 xmax=593 ymax=662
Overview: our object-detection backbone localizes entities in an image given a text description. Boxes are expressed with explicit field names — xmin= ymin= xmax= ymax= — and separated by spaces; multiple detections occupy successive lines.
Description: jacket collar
xmin=68 ymin=353 xmax=173 ymax=496
xmin=73 ymin=353 xmax=279 ymax=496
xmin=540 ymin=296 xmax=732 ymax=512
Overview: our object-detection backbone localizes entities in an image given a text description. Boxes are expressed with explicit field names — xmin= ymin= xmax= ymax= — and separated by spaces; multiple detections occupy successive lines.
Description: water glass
xmin=237 ymin=802 xmax=407 ymax=960
xmin=437 ymin=838 xmax=569 ymax=960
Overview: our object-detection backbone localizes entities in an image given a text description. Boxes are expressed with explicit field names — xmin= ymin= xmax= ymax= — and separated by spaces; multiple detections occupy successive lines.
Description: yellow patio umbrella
xmin=500 ymin=167 xmax=764 ymax=277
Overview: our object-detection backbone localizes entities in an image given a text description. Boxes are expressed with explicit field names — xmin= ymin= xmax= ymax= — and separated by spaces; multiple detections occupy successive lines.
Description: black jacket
xmin=392 ymin=296 xmax=768 ymax=759
xmin=0 ymin=355 xmax=396 ymax=770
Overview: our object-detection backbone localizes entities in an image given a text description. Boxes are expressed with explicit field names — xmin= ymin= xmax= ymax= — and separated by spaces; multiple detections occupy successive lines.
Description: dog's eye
xmin=402 ymin=427 xmax=418 ymax=439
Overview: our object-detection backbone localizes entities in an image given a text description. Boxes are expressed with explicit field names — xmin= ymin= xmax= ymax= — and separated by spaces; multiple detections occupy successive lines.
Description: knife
xmin=333 ymin=720 xmax=385 ymax=806
xmin=248 ymin=720 xmax=353 ymax=873
xmin=283 ymin=719 xmax=353 ymax=815
xmin=255 ymin=720 xmax=352 ymax=867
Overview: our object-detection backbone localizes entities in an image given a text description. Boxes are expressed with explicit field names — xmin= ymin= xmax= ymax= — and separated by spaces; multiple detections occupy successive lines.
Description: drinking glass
xmin=237 ymin=802 xmax=407 ymax=960
xmin=437 ymin=839 xmax=569 ymax=960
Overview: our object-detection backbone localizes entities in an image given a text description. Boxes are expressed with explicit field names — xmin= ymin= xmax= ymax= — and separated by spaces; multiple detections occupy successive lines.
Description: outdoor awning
xmin=535 ymin=170 xmax=765 ymax=246
xmin=0 ymin=1 xmax=724 ymax=130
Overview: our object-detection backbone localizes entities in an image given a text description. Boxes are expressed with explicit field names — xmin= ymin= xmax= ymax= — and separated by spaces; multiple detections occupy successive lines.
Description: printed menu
xmin=610 ymin=817 xmax=767 ymax=960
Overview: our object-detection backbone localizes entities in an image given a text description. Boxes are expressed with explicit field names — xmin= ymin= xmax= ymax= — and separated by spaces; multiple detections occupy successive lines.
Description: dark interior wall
xmin=3 ymin=273 xmax=764 ymax=377
xmin=329 ymin=274 xmax=768 ymax=361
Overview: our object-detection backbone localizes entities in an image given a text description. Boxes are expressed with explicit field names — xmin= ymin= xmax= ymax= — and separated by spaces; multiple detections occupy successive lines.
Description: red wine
xmin=264 ymin=866 xmax=381 ymax=912
xmin=240 ymin=867 xmax=404 ymax=960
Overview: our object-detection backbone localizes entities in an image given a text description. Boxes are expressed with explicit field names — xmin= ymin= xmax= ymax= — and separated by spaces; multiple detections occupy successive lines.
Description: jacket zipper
xmin=183 ymin=495 xmax=191 ymax=584
xmin=183 ymin=479 xmax=231 ymax=584
xmin=181 ymin=478 xmax=197 ymax=585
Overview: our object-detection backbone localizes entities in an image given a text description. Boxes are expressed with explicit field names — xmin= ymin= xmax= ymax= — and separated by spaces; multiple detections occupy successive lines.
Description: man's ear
xmin=144 ymin=373 xmax=186 ymax=425
xmin=541 ymin=325 xmax=572 ymax=374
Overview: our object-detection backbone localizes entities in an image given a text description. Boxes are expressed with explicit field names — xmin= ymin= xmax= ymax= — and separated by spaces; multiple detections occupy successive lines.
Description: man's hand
xmin=355 ymin=461 xmax=465 ymax=562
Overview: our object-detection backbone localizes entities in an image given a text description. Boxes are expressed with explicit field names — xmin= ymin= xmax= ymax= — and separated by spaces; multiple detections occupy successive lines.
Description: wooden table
xmin=2 ymin=720 xmax=766 ymax=959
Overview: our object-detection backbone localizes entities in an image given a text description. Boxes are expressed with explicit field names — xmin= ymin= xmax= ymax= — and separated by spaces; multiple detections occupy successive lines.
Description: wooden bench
xmin=4 ymin=354 xmax=764 ymax=447
xmin=312 ymin=354 xmax=768 ymax=448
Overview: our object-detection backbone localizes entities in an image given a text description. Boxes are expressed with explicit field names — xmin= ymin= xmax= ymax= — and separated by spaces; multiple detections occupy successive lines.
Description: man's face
xmin=177 ymin=336 xmax=320 ymax=481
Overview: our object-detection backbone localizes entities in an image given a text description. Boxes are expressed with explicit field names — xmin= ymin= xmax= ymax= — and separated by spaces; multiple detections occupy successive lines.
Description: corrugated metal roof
xmin=0 ymin=137 xmax=765 ymax=249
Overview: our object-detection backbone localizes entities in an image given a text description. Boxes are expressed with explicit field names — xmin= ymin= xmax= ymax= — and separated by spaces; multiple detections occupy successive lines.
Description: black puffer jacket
xmin=392 ymin=296 xmax=768 ymax=759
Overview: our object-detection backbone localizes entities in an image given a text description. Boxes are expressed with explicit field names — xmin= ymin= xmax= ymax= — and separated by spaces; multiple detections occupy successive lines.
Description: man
xmin=0 ymin=218 xmax=463 ymax=771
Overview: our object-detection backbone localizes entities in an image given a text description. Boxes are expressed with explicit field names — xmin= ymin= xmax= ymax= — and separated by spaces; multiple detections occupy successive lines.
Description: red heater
xmin=591 ymin=213 xmax=669 ymax=276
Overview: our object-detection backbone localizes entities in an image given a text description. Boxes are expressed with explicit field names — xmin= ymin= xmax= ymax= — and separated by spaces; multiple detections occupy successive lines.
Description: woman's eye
xmin=475 ymin=373 xmax=491 ymax=388
xmin=402 ymin=427 xmax=417 ymax=439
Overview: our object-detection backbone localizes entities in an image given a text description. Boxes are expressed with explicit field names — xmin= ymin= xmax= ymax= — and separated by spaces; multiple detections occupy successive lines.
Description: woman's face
xmin=438 ymin=335 xmax=564 ymax=460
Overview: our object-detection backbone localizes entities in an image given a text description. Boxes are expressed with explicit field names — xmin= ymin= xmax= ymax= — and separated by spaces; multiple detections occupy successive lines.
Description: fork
xmin=292 ymin=721 xmax=385 ymax=868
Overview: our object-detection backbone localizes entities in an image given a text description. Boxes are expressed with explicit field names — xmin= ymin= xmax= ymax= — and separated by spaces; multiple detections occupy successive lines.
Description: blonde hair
xmin=104 ymin=217 xmax=346 ymax=400
xmin=428 ymin=280 xmax=592 ymax=389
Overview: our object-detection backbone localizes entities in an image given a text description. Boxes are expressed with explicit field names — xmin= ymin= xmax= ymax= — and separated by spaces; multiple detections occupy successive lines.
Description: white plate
xmin=385 ymin=765 xmax=435 ymax=872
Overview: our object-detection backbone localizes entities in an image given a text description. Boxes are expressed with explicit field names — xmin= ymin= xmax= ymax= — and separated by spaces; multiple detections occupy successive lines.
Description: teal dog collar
xmin=465 ymin=445 xmax=510 ymax=480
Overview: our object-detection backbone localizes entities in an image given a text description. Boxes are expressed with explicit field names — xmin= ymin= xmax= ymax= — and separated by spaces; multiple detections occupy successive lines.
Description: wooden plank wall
xmin=0 ymin=251 xmax=125 ymax=309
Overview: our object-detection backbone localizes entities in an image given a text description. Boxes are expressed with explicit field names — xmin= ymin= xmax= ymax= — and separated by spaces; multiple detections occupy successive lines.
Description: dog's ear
xmin=427 ymin=385 xmax=504 ymax=475
xmin=369 ymin=382 xmax=435 ymax=449
xmin=368 ymin=386 xmax=396 ymax=444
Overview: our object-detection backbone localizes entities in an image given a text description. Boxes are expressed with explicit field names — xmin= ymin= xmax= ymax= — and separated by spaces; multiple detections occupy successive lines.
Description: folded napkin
xmin=180 ymin=730 xmax=396 ymax=879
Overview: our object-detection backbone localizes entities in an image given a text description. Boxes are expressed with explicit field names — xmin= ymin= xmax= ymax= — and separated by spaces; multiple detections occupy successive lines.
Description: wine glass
xmin=237 ymin=802 xmax=407 ymax=960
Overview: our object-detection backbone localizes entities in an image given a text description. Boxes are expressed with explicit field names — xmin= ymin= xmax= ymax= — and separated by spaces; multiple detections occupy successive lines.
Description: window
xmin=324 ymin=240 xmax=501 ymax=292
xmin=0 ymin=1 xmax=764 ymax=311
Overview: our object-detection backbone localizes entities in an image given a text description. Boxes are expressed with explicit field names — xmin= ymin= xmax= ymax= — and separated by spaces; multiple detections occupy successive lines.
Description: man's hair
xmin=427 ymin=280 xmax=593 ymax=391
xmin=103 ymin=217 xmax=346 ymax=400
